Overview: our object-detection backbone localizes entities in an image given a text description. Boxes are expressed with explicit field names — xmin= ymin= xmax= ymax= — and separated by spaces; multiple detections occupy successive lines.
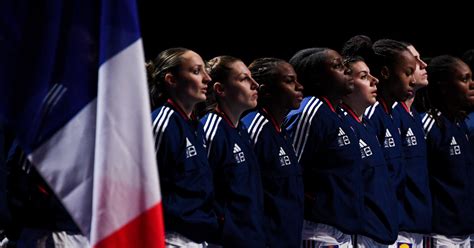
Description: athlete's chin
xmin=467 ymin=95 xmax=474 ymax=105
xmin=247 ymin=100 xmax=258 ymax=109
xmin=196 ymin=94 xmax=207 ymax=103
xmin=368 ymin=97 xmax=377 ymax=106
xmin=291 ymin=100 xmax=302 ymax=110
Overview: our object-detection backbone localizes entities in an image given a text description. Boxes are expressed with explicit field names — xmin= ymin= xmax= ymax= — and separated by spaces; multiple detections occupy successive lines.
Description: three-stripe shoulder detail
xmin=203 ymin=113 xmax=223 ymax=156
xmin=152 ymin=106 xmax=175 ymax=153
xmin=292 ymin=97 xmax=323 ymax=161
xmin=364 ymin=101 xmax=379 ymax=119
xmin=247 ymin=113 xmax=269 ymax=144
xmin=421 ymin=111 xmax=440 ymax=136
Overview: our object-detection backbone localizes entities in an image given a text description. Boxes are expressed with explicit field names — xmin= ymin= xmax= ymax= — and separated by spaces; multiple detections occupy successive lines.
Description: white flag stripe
xmin=91 ymin=39 xmax=161 ymax=244
xmin=29 ymin=99 xmax=97 ymax=236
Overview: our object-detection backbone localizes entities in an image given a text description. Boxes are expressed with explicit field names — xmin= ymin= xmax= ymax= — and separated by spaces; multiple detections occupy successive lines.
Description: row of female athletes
xmin=148 ymin=35 xmax=474 ymax=247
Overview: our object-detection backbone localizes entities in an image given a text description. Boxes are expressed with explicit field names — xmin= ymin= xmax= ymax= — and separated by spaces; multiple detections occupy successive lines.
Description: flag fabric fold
xmin=1 ymin=0 xmax=165 ymax=247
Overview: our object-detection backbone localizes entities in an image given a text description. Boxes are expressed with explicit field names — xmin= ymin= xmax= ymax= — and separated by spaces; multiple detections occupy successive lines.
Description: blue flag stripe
xmin=99 ymin=0 xmax=141 ymax=65
xmin=1 ymin=0 xmax=141 ymax=154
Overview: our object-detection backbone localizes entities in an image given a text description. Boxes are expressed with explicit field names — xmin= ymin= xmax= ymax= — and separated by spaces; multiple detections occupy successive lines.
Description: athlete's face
xmin=386 ymin=50 xmax=417 ymax=101
xmin=269 ymin=62 xmax=304 ymax=110
xmin=407 ymin=45 xmax=428 ymax=91
xmin=173 ymin=51 xmax=210 ymax=106
xmin=347 ymin=61 xmax=379 ymax=107
xmin=323 ymin=50 xmax=353 ymax=96
xmin=444 ymin=60 xmax=474 ymax=108
xmin=222 ymin=61 xmax=259 ymax=112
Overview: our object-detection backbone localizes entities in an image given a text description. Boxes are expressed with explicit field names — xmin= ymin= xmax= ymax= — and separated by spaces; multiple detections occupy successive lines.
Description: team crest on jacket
xmin=185 ymin=137 xmax=197 ymax=158
xmin=359 ymin=139 xmax=373 ymax=158
xmin=278 ymin=147 xmax=291 ymax=166
xmin=405 ymin=128 xmax=417 ymax=146
xmin=233 ymin=143 xmax=246 ymax=163
xmin=397 ymin=242 xmax=412 ymax=248
xmin=337 ymin=127 xmax=351 ymax=147
xmin=384 ymin=129 xmax=395 ymax=148
xmin=449 ymin=136 xmax=461 ymax=155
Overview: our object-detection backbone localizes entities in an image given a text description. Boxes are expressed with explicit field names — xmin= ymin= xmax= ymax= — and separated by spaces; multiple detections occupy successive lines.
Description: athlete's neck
xmin=341 ymin=99 xmax=367 ymax=121
xmin=217 ymin=102 xmax=243 ymax=128
xmin=404 ymin=96 xmax=415 ymax=110
xmin=261 ymin=102 xmax=288 ymax=128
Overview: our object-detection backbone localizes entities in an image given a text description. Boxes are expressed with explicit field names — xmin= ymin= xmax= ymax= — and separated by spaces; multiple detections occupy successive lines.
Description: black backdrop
xmin=137 ymin=2 xmax=472 ymax=64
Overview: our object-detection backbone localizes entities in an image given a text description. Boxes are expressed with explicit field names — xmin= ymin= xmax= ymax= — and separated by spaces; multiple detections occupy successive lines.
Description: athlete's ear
xmin=164 ymin=72 xmax=177 ymax=88
xmin=213 ymin=82 xmax=225 ymax=97
xmin=380 ymin=66 xmax=390 ymax=80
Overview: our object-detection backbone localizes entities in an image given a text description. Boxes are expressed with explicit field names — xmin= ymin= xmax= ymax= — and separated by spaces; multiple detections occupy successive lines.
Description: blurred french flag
xmin=0 ymin=0 xmax=165 ymax=247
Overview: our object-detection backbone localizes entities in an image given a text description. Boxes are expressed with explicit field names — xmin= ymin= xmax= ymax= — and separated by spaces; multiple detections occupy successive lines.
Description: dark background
xmin=137 ymin=3 xmax=472 ymax=64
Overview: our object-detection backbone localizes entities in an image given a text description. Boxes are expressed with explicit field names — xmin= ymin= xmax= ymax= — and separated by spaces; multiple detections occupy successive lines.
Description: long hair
xmin=416 ymin=55 xmax=466 ymax=127
xmin=146 ymin=47 xmax=189 ymax=110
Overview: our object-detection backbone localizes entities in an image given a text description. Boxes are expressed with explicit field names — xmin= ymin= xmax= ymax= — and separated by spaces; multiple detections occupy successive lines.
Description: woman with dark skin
xmin=284 ymin=47 xmax=364 ymax=247
xmin=418 ymin=55 xmax=474 ymax=248
xmin=390 ymin=42 xmax=432 ymax=248
xmin=462 ymin=48 xmax=474 ymax=248
xmin=242 ymin=58 xmax=304 ymax=248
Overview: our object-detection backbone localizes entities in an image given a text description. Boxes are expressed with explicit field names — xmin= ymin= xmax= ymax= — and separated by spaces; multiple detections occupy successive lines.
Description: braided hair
xmin=248 ymin=57 xmax=286 ymax=105
xmin=417 ymin=55 xmax=470 ymax=126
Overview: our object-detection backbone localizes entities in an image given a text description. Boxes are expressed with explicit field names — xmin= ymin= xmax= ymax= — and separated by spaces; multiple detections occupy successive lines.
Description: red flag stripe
xmin=94 ymin=203 xmax=165 ymax=248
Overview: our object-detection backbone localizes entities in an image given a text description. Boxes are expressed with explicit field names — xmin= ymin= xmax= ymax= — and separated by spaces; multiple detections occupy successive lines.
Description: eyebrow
xmin=237 ymin=72 xmax=251 ymax=77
